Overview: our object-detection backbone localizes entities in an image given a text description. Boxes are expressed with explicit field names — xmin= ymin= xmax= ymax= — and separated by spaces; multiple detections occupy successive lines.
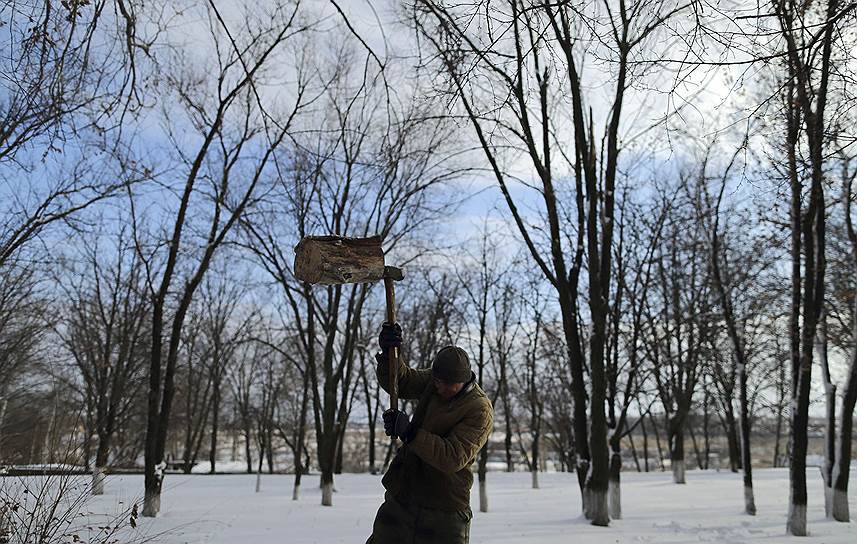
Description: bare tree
xmin=56 ymin=228 xmax=148 ymax=494
xmin=512 ymin=284 xmax=545 ymax=490
xmin=705 ymin=148 xmax=768 ymax=516
xmin=357 ymin=337 xmax=382 ymax=475
xmin=455 ymin=220 xmax=517 ymax=512
xmin=605 ymin=194 xmax=667 ymax=517
xmin=410 ymin=0 xmax=693 ymax=524
xmin=770 ymin=0 xmax=854 ymax=531
xmin=644 ymin=180 xmax=713 ymax=486
xmin=253 ymin=347 xmax=284 ymax=488
xmin=201 ymin=274 xmax=253 ymax=474
xmin=274 ymin=333 xmax=312 ymax=499
xmin=0 ymin=263 xmax=48 ymax=461
xmin=229 ymin=339 xmax=267 ymax=475
xmin=489 ymin=279 xmax=524 ymax=476
xmin=133 ymin=2 xmax=311 ymax=516
xmin=829 ymin=152 xmax=857 ymax=520
xmin=176 ymin=311 xmax=213 ymax=475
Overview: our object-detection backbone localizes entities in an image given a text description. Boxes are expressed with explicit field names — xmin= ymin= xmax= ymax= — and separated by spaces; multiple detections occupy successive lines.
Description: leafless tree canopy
xmin=0 ymin=0 xmax=856 ymax=536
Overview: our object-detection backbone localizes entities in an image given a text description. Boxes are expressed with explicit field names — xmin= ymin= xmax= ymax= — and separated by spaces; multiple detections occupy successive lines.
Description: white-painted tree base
xmin=589 ymin=488 xmax=609 ymax=526
xmin=672 ymin=460 xmax=686 ymax=484
xmin=91 ymin=467 xmax=106 ymax=496
xmin=832 ymin=489 xmax=849 ymax=522
xmin=582 ymin=488 xmax=592 ymax=519
xmin=292 ymin=484 xmax=300 ymax=501
xmin=532 ymin=470 xmax=539 ymax=490
xmin=744 ymin=485 xmax=756 ymax=516
xmin=609 ymin=478 xmax=621 ymax=520
xmin=787 ymin=502 xmax=807 ymax=536
xmin=479 ymin=480 xmax=488 ymax=513
xmin=255 ymin=472 xmax=261 ymax=493
xmin=321 ymin=482 xmax=333 ymax=506
xmin=142 ymin=491 xmax=161 ymax=518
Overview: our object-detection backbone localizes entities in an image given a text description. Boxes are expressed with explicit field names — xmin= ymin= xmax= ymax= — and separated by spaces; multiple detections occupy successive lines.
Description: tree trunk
xmin=832 ymin=301 xmax=857 ymax=521
xmin=367 ymin=419 xmax=376 ymax=474
xmin=210 ymin=376 xmax=220 ymax=474
xmin=292 ymin=464 xmax=303 ymax=501
xmin=255 ymin=431 xmax=265 ymax=493
xmin=244 ymin=422 xmax=253 ymax=473
xmin=142 ymin=459 xmax=164 ymax=517
xmin=294 ymin=368 xmax=310 ymax=499
xmin=0 ymin=397 xmax=7 ymax=460
xmin=557 ymin=293 xmax=591 ymax=513
xmin=688 ymin=421 xmax=704 ymax=470
xmin=786 ymin=192 xmax=817 ymax=538
xmin=773 ymin=362 xmax=786 ymax=468
xmin=608 ymin=446 xmax=622 ymax=519
xmin=478 ymin=446 xmax=489 ymax=512
xmin=786 ymin=256 xmax=813 ymax=536
xmin=587 ymin=488 xmax=609 ymax=527
xmin=585 ymin=278 xmax=611 ymax=526
xmin=670 ymin=420 xmax=686 ymax=484
xmin=266 ymin=425 xmax=274 ymax=474
xmin=784 ymin=15 xmax=828 ymax=531
xmin=739 ymin=363 xmax=756 ymax=515
xmin=334 ymin=427 xmax=345 ymax=475
xmin=640 ymin=415 xmax=649 ymax=472
xmin=628 ymin=425 xmax=641 ymax=472
xmin=579 ymin=458 xmax=591 ymax=514
xmin=91 ymin=435 xmax=110 ymax=496
xmin=321 ymin=470 xmax=334 ymax=507
xmin=82 ymin=404 xmax=93 ymax=473
xmin=724 ymin=409 xmax=741 ymax=472
xmin=702 ymin=389 xmax=710 ymax=470
xmin=231 ymin=418 xmax=238 ymax=462
xmin=651 ymin=415 xmax=665 ymax=471
xmin=504 ymin=407 xmax=514 ymax=472
xmin=143 ymin=486 xmax=161 ymax=518
xmin=479 ymin=474 xmax=489 ymax=513
xmin=773 ymin=411 xmax=783 ymax=467
xmin=318 ymin=407 xmax=337 ymax=507
xmin=818 ymin=313 xmax=836 ymax=518
xmin=531 ymin=433 xmax=540 ymax=490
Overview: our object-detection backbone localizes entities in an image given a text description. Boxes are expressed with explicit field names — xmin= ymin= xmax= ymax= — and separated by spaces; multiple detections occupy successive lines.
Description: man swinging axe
xmin=366 ymin=323 xmax=494 ymax=544
xmin=292 ymin=234 xmax=493 ymax=544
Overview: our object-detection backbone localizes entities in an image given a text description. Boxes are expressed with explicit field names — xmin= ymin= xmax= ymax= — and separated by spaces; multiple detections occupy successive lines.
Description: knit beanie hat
xmin=431 ymin=346 xmax=471 ymax=383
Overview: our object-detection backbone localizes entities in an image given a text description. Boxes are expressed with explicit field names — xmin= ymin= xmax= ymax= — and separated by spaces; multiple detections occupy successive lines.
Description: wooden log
xmin=293 ymin=235 xmax=386 ymax=285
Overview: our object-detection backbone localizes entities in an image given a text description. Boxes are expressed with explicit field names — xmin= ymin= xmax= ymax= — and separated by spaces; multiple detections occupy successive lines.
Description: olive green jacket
xmin=376 ymin=355 xmax=493 ymax=512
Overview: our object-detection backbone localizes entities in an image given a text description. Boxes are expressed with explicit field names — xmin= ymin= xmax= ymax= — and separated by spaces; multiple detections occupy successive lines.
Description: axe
xmin=293 ymin=235 xmax=404 ymax=432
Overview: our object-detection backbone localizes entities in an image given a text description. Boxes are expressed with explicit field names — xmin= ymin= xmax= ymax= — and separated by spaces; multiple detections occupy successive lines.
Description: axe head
xmin=294 ymin=235 xmax=401 ymax=285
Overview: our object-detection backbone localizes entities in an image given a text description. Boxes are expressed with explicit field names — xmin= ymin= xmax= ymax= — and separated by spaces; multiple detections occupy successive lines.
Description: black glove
xmin=378 ymin=322 xmax=402 ymax=354
xmin=383 ymin=408 xmax=416 ymax=442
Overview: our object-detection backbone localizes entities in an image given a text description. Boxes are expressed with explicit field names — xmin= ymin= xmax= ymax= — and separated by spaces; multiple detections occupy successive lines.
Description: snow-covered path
xmin=91 ymin=469 xmax=856 ymax=543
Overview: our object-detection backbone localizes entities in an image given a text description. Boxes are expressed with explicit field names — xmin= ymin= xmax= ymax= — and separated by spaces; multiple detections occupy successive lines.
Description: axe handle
xmin=384 ymin=276 xmax=399 ymax=419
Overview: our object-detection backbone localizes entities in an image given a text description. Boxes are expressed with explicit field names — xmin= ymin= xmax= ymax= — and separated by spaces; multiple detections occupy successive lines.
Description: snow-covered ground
xmin=86 ymin=469 xmax=856 ymax=543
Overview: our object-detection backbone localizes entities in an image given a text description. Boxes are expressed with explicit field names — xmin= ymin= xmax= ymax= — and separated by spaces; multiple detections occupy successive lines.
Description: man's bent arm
xmin=408 ymin=405 xmax=493 ymax=473
xmin=375 ymin=354 xmax=431 ymax=400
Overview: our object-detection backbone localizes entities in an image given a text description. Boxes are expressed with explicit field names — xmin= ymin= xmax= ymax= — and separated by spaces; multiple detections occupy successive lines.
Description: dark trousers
xmin=366 ymin=493 xmax=472 ymax=544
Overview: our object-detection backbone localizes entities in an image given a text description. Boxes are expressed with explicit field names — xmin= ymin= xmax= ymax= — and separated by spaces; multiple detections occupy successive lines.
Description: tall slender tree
xmin=134 ymin=2 xmax=310 ymax=516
